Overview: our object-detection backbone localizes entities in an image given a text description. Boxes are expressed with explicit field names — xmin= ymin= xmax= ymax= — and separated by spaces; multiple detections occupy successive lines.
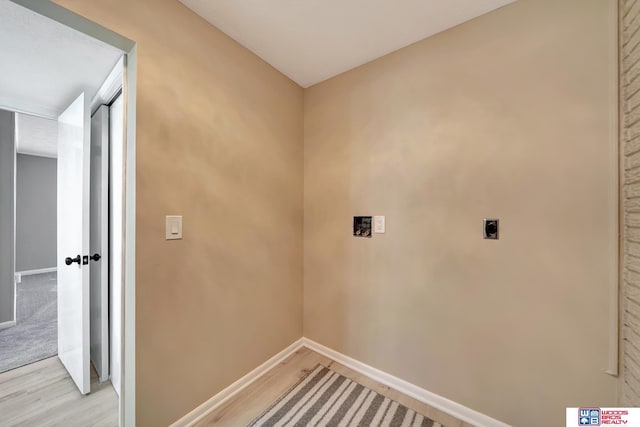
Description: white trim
xmin=0 ymin=321 xmax=16 ymax=331
xmin=302 ymin=338 xmax=512 ymax=427
xmin=121 ymin=46 xmax=137 ymax=427
xmin=16 ymin=267 xmax=57 ymax=277
xmin=171 ymin=337 xmax=510 ymax=427
xmin=16 ymin=149 xmax=57 ymax=159
xmin=170 ymin=338 xmax=305 ymax=427
xmin=13 ymin=112 xmax=17 ymax=324
xmin=8 ymin=0 xmax=135 ymax=53
xmin=91 ymin=57 xmax=124 ymax=115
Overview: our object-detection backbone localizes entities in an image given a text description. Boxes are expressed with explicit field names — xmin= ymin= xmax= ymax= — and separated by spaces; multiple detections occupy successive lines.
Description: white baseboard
xmin=0 ymin=321 xmax=16 ymax=331
xmin=171 ymin=337 xmax=510 ymax=427
xmin=16 ymin=267 xmax=56 ymax=277
xmin=170 ymin=338 xmax=305 ymax=427
xmin=302 ymin=338 xmax=511 ymax=427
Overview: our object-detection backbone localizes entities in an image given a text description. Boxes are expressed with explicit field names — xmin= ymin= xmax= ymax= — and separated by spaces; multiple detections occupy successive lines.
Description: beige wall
xmin=48 ymin=0 xmax=619 ymax=424
xmin=53 ymin=1 xmax=304 ymax=425
xmin=621 ymin=0 xmax=640 ymax=407
xmin=303 ymin=0 xmax=617 ymax=425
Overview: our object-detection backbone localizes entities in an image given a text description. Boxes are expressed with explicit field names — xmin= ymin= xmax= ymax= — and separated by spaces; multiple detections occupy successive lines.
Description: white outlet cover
xmin=374 ymin=216 xmax=385 ymax=233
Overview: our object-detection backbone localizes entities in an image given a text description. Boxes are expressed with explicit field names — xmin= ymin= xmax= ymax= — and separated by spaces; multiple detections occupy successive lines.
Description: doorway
xmin=0 ymin=0 xmax=137 ymax=425
xmin=0 ymin=112 xmax=58 ymax=374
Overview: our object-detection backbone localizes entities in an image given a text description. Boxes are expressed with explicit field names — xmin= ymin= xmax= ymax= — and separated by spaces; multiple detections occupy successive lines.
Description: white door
xmin=89 ymin=105 xmax=109 ymax=383
xmin=57 ymin=92 xmax=91 ymax=395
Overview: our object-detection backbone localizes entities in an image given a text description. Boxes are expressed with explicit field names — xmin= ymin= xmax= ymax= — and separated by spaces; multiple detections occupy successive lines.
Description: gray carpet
xmin=248 ymin=365 xmax=443 ymax=427
xmin=0 ymin=272 xmax=57 ymax=373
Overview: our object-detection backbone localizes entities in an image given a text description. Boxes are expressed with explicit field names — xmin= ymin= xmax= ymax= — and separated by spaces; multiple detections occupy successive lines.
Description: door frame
xmin=8 ymin=1 xmax=138 ymax=425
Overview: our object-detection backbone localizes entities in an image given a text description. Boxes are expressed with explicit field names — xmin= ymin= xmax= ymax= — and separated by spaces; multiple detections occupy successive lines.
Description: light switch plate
xmin=166 ymin=215 xmax=183 ymax=240
xmin=374 ymin=216 xmax=385 ymax=233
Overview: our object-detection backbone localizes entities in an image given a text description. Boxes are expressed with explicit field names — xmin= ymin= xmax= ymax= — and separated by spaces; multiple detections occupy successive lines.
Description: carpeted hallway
xmin=0 ymin=272 xmax=57 ymax=373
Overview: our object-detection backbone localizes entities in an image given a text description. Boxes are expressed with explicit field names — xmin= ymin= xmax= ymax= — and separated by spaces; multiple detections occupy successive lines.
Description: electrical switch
xmin=166 ymin=215 xmax=183 ymax=240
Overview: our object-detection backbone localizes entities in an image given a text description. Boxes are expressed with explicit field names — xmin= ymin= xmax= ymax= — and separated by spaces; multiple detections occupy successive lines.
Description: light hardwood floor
xmin=195 ymin=347 xmax=472 ymax=427
xmin=0 ymin=356 xmax=118 ymax=427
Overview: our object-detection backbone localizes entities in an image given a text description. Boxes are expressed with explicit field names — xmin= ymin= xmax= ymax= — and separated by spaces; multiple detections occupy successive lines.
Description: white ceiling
xmin=16 ymin=113 xmax=58 ymax=158
xmin=0 ymin=0 xmax=123 ymax=119
xmin=179 ymin=0 xmax=516 ymax=87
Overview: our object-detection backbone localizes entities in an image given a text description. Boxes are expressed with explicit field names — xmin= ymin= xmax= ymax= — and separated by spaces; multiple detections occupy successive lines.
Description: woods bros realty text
xmin=567 ymin=408 xmax=640 ymax=425
xmin=599 ymin=410 xmax=630 ymax=425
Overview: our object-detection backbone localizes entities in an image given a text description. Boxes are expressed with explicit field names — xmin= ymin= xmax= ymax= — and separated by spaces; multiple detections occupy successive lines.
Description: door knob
xmin=65 ymin=255 xmax=81 ymax=265
xmin=90 ymin=253 xmax=101 ymax=261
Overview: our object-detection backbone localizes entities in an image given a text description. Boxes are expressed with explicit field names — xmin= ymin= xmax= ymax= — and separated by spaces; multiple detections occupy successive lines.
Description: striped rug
xmin=248 ymin=364 xmax=443 ymax=427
